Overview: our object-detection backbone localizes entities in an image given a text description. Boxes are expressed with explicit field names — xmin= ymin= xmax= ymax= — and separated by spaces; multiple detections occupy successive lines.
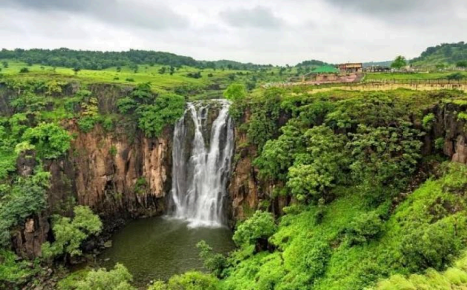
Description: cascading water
xmin=170 ymin=100 xmax=234 ymax=227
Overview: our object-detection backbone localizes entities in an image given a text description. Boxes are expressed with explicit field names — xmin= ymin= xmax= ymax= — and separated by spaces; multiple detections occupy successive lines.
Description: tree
xmin=21 ymin=123 xmax=72 ymax=159
xmin=74 ymin=264 xmax=136 ymax=290
xmin=233 ymin=211 xmax=276 ymax=249
xmin=287 ymin=126 xmax=349 ymax=202
xmin=223 ymin=83 xmax=246 ymax=101
xmin=158 ymin=67 xmax=167 ymax=74
xmin=19 ymin=67 xmax=29 ymax=73
xmin=73 ymin=67 xmax=81 ymax=75
xmin=2 ymin=61 xmax=8 ymax=68
xmin=456 ymin=61 xmax=467 ymax=68
xmin=391 ymin=55 xmax=407 ymax=70
xmin=0 ymin=173 xmax=49 ymax=246
xmin=42 ymin=206 xmax=102 ymax=260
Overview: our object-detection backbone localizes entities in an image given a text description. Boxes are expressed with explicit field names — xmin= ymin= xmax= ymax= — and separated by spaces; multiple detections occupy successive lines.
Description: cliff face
xmin=52 ymin=124 xmax=171 ymax=217
xmin=12 ymin=91 xmax=467 ymax=258
xmin=13 ymin=125 xmax=173 ymax=258
xmin=229 ymin=101 xmax=467 ymax=221
xmin=424 ymin=102 xmax=467 ymax=163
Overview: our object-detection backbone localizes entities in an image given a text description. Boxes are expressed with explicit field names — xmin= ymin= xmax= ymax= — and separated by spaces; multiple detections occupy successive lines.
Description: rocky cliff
xmin=228 ymin=100 xmax=467 ymax=221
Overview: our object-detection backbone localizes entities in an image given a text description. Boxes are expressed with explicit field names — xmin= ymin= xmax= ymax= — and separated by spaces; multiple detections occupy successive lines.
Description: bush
xmin=77 ymin=116 xmax=97 ymax=133
xmin=167 ymin=271 xmax=218 ymax=290
xmin=74 ymin=264 xmax=135 ymax=290
xmin=233 ymin=211 xmax=277 ymax=249
xmin=19 ymin=67 xmax=29 ymax=73
xmin=345 ymin=211 xmax=384 ymax=245
xmin=223 ymin=83 xmax=246 ymax=101
xmin=0 ymin=249 xmax=37 ymax=287
xmin=22 ymin=123 xmax=72 ymax=159
xmin=197 ymin=241 xmax=227 ymax=277
xmin=42 ymin=206 xmax=102 ymax=259
xmin=286 ymin=125 xmax=349 ymax=202
xmin=422 ymin=113 xmax=435 ymax=130
xmin=148 ymin=272 xmax=218 ymax=290
xmin=117 ymin=83 xmax=186 ymax=137
xmin=0 ymin=174 xmax=49 ymax=246
xmin=447 ymin=72 xmax=465 ymax=80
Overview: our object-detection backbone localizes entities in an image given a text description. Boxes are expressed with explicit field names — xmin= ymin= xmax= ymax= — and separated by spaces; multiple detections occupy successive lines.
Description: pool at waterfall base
xmin=90 ymin=100 xmax=236 ymax=287
xmin=95 ymin=216 xmax=235 ymax=287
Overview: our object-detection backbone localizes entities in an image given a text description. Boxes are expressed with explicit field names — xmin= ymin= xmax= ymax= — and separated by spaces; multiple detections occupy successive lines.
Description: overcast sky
xmin=0 ymin=0 xmax=466 ymax=65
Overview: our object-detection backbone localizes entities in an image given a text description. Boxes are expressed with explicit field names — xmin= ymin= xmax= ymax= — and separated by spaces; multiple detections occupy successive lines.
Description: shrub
xmin=42 ymin=206 xmax=102 ymax=259
xmin=233 ymin=211 xmax=277 ymax=249
xmin=19 ymin=67 xmax=29 ymax=73
xmin=167 ymin=271 xmax=218 ymax=290
xmin=435 ymin=138 xmax=445 ymax=150
xmin=77 ymin=116 xmax=97 ymax=133
xmin=223 ymin=83 xmax=246 ymax=101
xmin=0 ymin=174 xmax=49 ymax=246
xmin=345 ymin=211 xmax=384 ymax=245
xmin=0 ymin=249 xmax=37 ymax=287
xmin=22 ymin=123 xmax=72 ymax=159
xmin=148 ymin=272 xmax=218 ymax=290
xmin=400 ymin=218 xmax=463 ymax=271
xmin=422 ymin=113 xmax=435 ymax=130
xmin=117 ymin=83 xmax=185 ymax=137
xmin=286 ymin=125 xmax=349 ymax=202
xmin=74 ymin=264 xmax=135 ymax=290
xmin=197 ymin=241 xmax=227 ymax=277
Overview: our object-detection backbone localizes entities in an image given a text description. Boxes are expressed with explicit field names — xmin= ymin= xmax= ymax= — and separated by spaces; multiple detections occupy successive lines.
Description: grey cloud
xmin=220 ymin=6 xmax=284 ymax=29
xmin=1 ymin=0 xmax=188 ymax=30
xmin=324 ymin=0 xmax=446 ymax=15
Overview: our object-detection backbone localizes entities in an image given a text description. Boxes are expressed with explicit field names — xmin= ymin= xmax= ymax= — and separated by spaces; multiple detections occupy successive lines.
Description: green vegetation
xmin=0 ymin=249 xmax=39 ymax=287
xmin=216 ymin=162 xmax=467 ymax=290
xmin=223 ymin=83 xmax=247 ymax=101
xmin=148 ymin=271 xmax=219 ymax=290
xmin=375 ymin=252 xmax=467 ymax=289
xmin=63 ymin=264 xmax=135 ymax=290
xmin=411 ymin=42 xmax=467 ymax=68
xmin=0 ymin=171 xmax=50 ymax=246
xmin=186 ymin=87 xmax=467 ymax=290
xmin=42 ymin=206 xmax=102 ymax=260
xmin=391 ymin=55 xmax=407 ymax=70
xmin=2 ymin=43 xmax=467 ymax=290
xmin=117 ymin=82 xmax=186 ymax=137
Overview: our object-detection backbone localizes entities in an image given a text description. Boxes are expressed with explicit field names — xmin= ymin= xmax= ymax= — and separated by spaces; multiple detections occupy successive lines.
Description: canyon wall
xmin=9 ymin=85 xmax=467 ymax=258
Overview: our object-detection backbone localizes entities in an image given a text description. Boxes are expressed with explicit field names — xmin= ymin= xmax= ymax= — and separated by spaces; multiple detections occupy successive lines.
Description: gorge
xmin=3 ymin=80 xmax=467 ymax=290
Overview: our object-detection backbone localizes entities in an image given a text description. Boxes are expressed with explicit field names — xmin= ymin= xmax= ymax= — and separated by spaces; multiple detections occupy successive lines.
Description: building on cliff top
xmin=338 ymin=63 xmax=363 ymax=73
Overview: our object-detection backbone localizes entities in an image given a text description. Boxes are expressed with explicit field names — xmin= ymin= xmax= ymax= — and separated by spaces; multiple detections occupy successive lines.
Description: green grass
xmin=0 ymin=61 xmax=246 ymax=94
xmin=365 ymin=72 xmax=467 ymax=81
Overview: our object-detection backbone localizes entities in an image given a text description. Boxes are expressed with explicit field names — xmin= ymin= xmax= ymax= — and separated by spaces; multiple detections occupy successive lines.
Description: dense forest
xmin=0 ymin=48 xmax=274 ymax=71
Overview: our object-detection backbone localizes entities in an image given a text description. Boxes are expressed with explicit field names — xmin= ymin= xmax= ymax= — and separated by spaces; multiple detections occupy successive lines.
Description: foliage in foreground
xmin=218 ymin=162 xmax=467 ymax=290
xmin=58 ymin=264 xmax=135 ymax=290
xmin=375 ymin=252 xmax=467 ymax=290
xmin=148 ymin=271 xmax=219 ymax=290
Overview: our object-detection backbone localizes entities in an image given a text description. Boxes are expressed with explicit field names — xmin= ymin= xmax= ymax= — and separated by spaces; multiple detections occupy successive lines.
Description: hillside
xmin=411 ymin=42 xmax=467 ymax=67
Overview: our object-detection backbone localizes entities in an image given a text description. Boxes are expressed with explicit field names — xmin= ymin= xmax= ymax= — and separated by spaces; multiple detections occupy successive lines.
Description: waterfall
xmin=170 ymin=100 xmax=234 ymax=228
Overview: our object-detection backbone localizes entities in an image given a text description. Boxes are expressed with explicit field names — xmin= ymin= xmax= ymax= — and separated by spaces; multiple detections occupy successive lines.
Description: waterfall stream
xmin=170 ymin=100 xmax=234 ymax=227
